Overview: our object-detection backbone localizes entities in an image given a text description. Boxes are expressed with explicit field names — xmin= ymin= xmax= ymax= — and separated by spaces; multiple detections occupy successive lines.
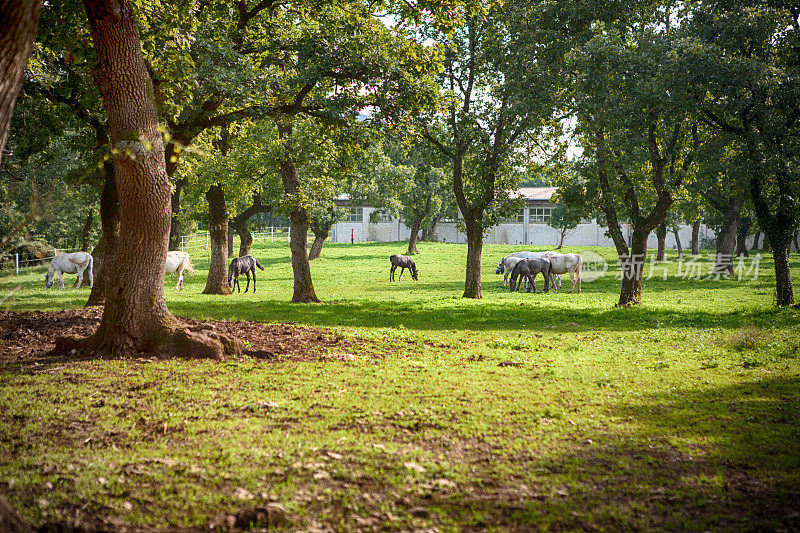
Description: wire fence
xmin=0 ymin=228 xmax=291 ymax=276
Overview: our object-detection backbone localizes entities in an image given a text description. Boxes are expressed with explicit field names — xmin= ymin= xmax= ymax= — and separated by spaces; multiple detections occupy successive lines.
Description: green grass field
xmin=1 ymin=241 xmax=799 ymax=531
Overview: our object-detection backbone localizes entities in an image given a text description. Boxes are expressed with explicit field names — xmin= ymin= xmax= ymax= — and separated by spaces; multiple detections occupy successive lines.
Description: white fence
xmin=1 ymin=228 xmax=293 ymax=275
xmin=179 ymin=228 xmax=291 ymax=253
xmin=0 ymin=246 xmax=91 ymax=275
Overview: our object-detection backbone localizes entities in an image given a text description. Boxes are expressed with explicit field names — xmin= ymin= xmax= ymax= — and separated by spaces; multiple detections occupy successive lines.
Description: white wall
xmin=332 ymin=207 xmax=716 ymax=248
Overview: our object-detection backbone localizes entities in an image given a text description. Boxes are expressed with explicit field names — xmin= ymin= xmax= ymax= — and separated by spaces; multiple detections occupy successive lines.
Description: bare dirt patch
xmin=0 ymin=308 xmax=370 ymax=363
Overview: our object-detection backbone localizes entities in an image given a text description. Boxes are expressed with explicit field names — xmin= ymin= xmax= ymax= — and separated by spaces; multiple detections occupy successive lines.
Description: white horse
xmin=495 ymin=251 xmax=557 ymax=287
xmin=541 ymin=251 xmax=583 ymax=293
xmin=45 ymin=251 xmax=93 ymax=289
xmin=165 ymin=250 xmax=195 ymax=290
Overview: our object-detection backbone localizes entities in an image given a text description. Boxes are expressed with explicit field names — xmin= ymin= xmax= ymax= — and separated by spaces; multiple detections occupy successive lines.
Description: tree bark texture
xmin=202 ymin=184 xmax=232 ymax=295
xmin=65 ymin=0 xmax=225 ymax=358
xmin=772 ymin=245 xmax=794 ymax=306
xmin=229 ymin=193 xmax=267 ymax=258
xmin=714 ymin=196 xmax=742 ymax=274
xmin=463 ymin=219 xmax=483 ymax=299
xmin=656 ymin=222 xmax=667 ymax=261
xmin=407 ymin=220 xmax=421 ymax=255
xmin=0 ymin=0 xmax=41 ymax=162
xmin=308 ymin=228 xmax=328 ymax=260
xmin=691 ymin=219 xmax=701 ymax=255
xmin=736 ymin=217 xmax=750 ymax=257
xmin=279 ymin=122 xmax=319 ymax=303
xmin=618 ymin=230 xmax=648 ymax=306
xmin=751 ymin=231 xmax=761 ymax=250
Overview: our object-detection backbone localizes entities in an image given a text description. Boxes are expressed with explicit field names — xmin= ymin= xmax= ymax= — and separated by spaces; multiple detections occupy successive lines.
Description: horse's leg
xmin=568 ymin=270 xmax=576 ymax=293
xmin=58 ymin=272 xmax=65 ymax=289
xmin=244 ymin=271 xmax=251 ymax=293
xmin=398 ymin=266 xmax=404 ymax=281
xmin=390 ymin=264 xmax=395 ymax=281
xmin=176 ymin=267 xmax=183 ymax=290
xmin=75 ymin=266 xmax=83 ymax=289
xmin=252 ymin=270 xmax=256 ymax=292
xmin=504 ymin=271 xmax=509 ymax=287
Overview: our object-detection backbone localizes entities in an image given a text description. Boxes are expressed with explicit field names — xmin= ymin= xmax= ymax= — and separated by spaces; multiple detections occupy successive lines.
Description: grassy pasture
xmin=1 ymin=242 xmax=799 ymax=531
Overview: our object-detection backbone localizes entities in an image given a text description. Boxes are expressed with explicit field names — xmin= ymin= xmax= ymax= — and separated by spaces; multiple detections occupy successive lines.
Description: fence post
xmin=180 ymin=235 xmax=184 ymax=252
xmin=287 ymin=227 xmax=291 ymax=242
xmin=16 ymin=254 xmax=19 ymax=275
xmin=271 ymin=227 xmax=274 ymax=243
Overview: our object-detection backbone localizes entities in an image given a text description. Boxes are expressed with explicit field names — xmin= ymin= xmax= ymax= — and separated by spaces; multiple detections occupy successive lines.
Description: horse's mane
xmin=182 ymin=254 xmax=195 ymax=274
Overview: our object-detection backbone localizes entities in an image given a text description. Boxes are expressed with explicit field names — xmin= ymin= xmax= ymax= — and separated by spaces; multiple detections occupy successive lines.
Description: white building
xmin=331 ymin=187 xmax=712 ymax=249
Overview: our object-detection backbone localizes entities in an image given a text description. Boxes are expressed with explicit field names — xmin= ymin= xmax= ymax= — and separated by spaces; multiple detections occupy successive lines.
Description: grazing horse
xmin=228 ymin=255 xmax=265 ymax=293
xmin=509 ymin=257 xmax=551 ymax=293
xmin=541 ymin=252 xmax=583 ymax=293
xmin=389 ymin=254 xmax=418 ymax=281
xmin=45 ymin=251 xmax=93 ymax=289
xmin=496 ymin=251 xmax=557 ymax=287
xmin=165 ymin=250 xmax=195 ymax=290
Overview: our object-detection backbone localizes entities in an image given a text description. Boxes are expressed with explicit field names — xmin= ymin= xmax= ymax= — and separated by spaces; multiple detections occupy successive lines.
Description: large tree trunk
xmin=618 ymin=230 xmax=648 ymax=306
xmin=279 ymin=122 xmax=319 ymax=303
xmin=751 ymin=231 xmax=761 ymax=250
xmin=772 ymin=244 xmax=794 ymax=306
xmin=714 ymin=196 xmax=742 ymax=274
xmin=237 ymin=223 xmax=253 ymax=257
xmin=85 ymin=168 xmax=119 ymax=306
xmin=671 ymin=224 xmax=683 ymax=261
xmin=736 ymin=217 xmax=752 ymax=257
xmin=308 ymin=226 xmax=328 ymax=261
xmin=407 ymin=220 xmax=421 ymax=255
xmin=59 ymin=0 xmax=224 ymax=359
xmin=691 ymin=219 xmax=701 ymax=255
xmin=656 ymin=222 xmax=667 ymax=261
xmin=463 ymin=218 xmax=483 ymax=299
xmin=202 ymin=185 xmax=232 ymax=295
xmin=0 ymin=0 xmax=41 ymax=162
xmin=229 ymin=193 xmax=268 ymax=258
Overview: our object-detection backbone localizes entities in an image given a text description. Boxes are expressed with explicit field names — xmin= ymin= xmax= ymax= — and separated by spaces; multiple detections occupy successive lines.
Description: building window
xmin=517 ymin=208 xmax=525 ymax=223
xmin=529 ymin=207 xmax=552 ymax=223
xmin=346 ymin=207 xmax=363 ymax=222
xmin=377 ymin=210 xmax=393 ymax=222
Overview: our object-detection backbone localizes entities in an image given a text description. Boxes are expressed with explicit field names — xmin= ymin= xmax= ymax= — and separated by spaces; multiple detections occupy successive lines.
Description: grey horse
xmin=509 ymin=257 xmax=551 ymax=293
xmin=389 ymin=254 xmax=418 ymax=281
xmin=228 ymin=255 xmax=264 ymax=293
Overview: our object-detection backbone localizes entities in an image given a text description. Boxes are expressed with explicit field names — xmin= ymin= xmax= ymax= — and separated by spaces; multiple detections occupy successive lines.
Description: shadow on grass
xmin=429 ymin=377 xmax=800 ymax=530
xmin=169 ymin=297 xmax=797 ymax=332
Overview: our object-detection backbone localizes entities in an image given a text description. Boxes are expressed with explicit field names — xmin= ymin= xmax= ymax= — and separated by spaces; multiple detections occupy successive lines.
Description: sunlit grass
xmin=1 ymin=242 xmax=799 ymax=530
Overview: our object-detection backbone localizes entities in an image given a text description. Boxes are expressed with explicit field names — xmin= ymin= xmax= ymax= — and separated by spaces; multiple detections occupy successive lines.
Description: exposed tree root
xmin=0 ymin=496 xmax=32 ymax=533
xmin=52 ymin=319 xmax=241 ymax=360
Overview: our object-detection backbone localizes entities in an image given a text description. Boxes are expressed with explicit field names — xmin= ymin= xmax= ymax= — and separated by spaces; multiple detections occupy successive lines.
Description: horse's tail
xmin=182 ymin=254 xmax=195 ymax=275
xmin=575 ymin=253 xmax=583 ymax=291
xmin=255 ymin=258 xmax=265 ymax=271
